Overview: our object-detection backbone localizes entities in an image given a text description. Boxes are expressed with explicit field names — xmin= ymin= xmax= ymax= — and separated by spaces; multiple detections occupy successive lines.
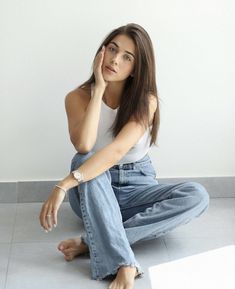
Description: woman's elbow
xmin=76 ymin=145 xmax=92 ymax=154
xmin=71 ymin=139 xmax=93 ymax=154
xmin=70 ymin=132 xmax=96 ymax=154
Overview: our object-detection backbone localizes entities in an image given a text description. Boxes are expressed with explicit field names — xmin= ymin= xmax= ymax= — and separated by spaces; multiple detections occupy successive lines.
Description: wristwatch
xmin=72 ymin=169 xmax=84 ymax=184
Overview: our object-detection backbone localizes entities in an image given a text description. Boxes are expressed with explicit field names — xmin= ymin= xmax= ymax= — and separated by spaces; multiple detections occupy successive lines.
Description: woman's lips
xmin=105 ymin=65 xmax=117 ymax=73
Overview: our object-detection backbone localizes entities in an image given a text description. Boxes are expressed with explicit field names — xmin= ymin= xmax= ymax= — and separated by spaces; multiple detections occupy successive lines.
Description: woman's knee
xmin=184 ymin=182 xmax=210 ymax=210
xmin=71 ymin=151 xmax=95 ymax=171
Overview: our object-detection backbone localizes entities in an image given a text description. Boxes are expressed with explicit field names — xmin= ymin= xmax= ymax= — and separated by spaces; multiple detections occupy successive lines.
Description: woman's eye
xmin=124 ymin=54 xmax=132 ymax=61
xmin=109 ymin=46 xmax=116 ymax=52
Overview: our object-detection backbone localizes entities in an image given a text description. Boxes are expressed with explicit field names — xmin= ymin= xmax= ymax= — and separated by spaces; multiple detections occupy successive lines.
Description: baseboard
xmin=0 ymin=176 xmax=235 ymax=203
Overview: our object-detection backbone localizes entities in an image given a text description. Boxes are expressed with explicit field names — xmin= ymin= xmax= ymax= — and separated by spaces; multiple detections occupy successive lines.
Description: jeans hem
xmin=91 ymin=262 xmax=144 ymax=280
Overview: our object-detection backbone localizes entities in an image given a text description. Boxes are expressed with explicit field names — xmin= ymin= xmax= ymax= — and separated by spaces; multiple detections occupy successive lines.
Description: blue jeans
xmin=68 ymin=151 xmax=209 ymax=280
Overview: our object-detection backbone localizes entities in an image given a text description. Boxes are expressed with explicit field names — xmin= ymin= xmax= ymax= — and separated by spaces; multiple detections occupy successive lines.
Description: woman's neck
xmin=103 ymin=82 xmax=124 ymax=109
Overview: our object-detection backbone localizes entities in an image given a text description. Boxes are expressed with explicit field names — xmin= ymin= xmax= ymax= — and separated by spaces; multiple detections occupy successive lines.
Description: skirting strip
xmin=0 ymin=176 xmax=235 ymax=203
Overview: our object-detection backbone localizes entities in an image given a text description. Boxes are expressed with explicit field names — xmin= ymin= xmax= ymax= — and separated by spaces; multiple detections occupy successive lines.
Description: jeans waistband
xmin=111 ymin=154 xmax=151 ymax=170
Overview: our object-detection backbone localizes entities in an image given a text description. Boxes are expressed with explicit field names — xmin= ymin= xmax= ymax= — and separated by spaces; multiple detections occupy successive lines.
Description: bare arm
xmin=66 ymin=46 xmax=107 ymax=153
xmin=65 ymin=86 xmax=104 ymax=153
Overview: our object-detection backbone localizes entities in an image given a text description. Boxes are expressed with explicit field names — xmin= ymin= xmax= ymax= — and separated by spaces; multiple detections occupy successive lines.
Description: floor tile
xmin=0 ymin=204 xmax=17 ymax=243
xmin=5 ymin=242 xmax=103 ymax=289
xmin=12 ymin=203 xmax=84 ymax=243
xmin=164 ymin=237 xmax=235 ymax=261
xmin=0 ymin=244 xmax=11 ymax=289
xmin=132 ymin=238 xmax=169 ymax=289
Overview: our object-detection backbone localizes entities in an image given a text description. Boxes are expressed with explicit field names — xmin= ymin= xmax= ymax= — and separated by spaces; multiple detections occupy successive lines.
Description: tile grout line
xmin=4 ymin=203 xmax=19 ymax=289
xmin=162 ymin=237 xmax=171 ymax=261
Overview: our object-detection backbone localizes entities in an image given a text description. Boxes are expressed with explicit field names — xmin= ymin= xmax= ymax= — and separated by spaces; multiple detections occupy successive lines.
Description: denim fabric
xmin=68 ymin=151 xmax=209 ymax=280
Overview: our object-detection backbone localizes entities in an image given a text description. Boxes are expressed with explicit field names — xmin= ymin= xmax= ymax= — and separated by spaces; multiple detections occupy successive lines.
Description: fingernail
xmin=44 ymin=230 xmax=48 ymax=233
xmin=54 ymin=224 xmax=57 ymax=228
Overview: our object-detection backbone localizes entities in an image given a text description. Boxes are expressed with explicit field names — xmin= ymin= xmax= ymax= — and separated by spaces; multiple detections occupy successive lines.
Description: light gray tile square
xmin=164 ymin=237 xmax=235 ymax=261
xmin=0 ymin=204 xmax=17 ymax=242
xmin=5 ymin=242 xmax=104 ymax=289
xmin=132 ymin=238 xmax=170 ymax=289
xmin=0 ymin=243 xmax=11 ymax=289
xmin=12 ymin=203 xmax=84 ymax=243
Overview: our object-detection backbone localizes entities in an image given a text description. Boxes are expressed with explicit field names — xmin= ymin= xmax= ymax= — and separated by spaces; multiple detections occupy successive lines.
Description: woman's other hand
xmin=39 ymin=186 xmax=66 ymax=232
xmin=93 ymin=46 xmax=107 ymax=91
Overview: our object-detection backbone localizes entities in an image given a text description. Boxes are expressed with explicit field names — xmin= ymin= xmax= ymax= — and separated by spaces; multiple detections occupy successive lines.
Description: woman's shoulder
xmin=65 ymin=86 xmax=91 ymax=108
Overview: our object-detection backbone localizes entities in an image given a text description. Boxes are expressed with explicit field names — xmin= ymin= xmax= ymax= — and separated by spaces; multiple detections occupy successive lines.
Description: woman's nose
xmin=110 ymin=56 xmax=118 ymax=65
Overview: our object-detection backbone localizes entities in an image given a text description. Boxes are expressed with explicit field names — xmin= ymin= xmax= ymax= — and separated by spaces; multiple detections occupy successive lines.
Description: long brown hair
xmin=80 ymin=23 xmax=160 ymax=146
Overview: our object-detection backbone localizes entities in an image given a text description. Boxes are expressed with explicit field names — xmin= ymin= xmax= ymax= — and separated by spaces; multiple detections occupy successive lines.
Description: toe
xmin=58 ymin=240 xmax=70 ymax=251
xmin=57 ymin=241 xmax=65 ymax=251
xmin=64 ymin=255 xmax=73 ymax=261
xmin=63 ymin=248 xmax=73 ymax=255
xmin=58 ymin=245 xmax=63 ymax=251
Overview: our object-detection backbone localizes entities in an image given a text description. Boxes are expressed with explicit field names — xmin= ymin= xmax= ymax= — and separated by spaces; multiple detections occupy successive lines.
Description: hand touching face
xmin=102 ymin=34 xmax=135 ymax=83
xmin=93 ymin=46 xmax=108 ymax=90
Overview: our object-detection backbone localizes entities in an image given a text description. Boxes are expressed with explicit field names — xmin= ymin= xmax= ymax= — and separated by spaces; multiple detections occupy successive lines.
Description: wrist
xmin=57 ymin=175 xmax=77 ymax=191
xmin=93 ymin=85 xmax=105 ymax=96
xmin=55 ymin=185 xmax=67 ymax=196
xmin=58 ymin=169 xmax=84 ymax=191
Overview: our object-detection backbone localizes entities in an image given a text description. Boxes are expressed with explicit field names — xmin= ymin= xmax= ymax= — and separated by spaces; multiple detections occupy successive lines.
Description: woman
xmin=39 ymin=23 xmax=209 ymax=289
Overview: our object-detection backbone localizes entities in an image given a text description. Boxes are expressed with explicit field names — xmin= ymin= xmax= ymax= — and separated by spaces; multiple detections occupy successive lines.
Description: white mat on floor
xmin=149 ymin=245 xmax=235 ymax=289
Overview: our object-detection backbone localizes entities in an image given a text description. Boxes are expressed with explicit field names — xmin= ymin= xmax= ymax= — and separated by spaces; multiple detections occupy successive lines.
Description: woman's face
xmin=102 ymin=34 xmax=135 ymax=83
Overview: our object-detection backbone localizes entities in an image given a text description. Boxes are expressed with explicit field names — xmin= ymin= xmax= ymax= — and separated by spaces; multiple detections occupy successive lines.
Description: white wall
xmin=0 ymin=0 xmax=234 ymax=181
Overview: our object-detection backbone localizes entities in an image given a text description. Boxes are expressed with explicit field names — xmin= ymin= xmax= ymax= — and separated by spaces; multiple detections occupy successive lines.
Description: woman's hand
xmin=39 ymin=186 xmax=66 ymax=232
xmin=93 ymin=46 xmax=107 ymax=91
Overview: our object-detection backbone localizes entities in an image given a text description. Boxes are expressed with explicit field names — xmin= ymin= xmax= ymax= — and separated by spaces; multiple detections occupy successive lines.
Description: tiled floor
xmin=0 ymin=198 xmax=235 ymax=289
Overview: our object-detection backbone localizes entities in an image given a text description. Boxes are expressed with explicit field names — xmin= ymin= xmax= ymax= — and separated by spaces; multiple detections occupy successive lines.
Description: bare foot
xmin=108 ymin=266 xmax=139 ymax=289
xmin=57 ymin=237 xmax=89 ymax=261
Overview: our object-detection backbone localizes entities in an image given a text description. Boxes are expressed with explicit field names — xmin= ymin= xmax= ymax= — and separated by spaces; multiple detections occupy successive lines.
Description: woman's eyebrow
xmin=109 ymin=41 xmax=135 ymax=58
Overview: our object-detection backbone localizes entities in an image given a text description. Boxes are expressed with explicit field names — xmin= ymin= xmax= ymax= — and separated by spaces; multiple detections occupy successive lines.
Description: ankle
xmin=118 ymin=266 xmax=136 ymax=274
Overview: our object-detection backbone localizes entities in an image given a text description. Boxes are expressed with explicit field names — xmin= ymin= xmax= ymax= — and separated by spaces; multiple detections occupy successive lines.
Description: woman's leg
xmin=57 ymin=154 xmax=89 ymax=261
xmin=66 ymin=151 xmax=142 ymax=280
xmin=123 ymin=182 xmax=209 ymax=245
xmin=111 ymin=156 xmax=210 ymax=245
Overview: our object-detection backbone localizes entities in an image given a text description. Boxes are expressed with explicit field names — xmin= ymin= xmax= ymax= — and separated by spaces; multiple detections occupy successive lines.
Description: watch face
xmin=73 ymin=171 xmax=82 ymax=181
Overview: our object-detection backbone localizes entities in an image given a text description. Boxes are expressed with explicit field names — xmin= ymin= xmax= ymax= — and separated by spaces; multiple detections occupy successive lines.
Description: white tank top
xmin=93 ymin=100 xmax=152 ymax=164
